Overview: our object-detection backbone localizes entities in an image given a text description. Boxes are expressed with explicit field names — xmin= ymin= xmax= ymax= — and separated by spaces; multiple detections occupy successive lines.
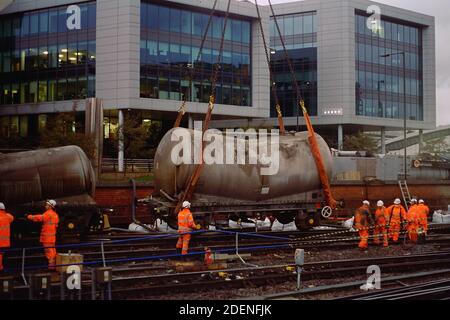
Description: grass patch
xmin=99 ymin=172 xmax=154 ymax=184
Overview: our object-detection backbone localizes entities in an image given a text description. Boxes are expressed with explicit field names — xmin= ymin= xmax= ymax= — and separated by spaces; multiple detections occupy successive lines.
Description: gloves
xmin=196 ymin=224 xmax=201 ymax=230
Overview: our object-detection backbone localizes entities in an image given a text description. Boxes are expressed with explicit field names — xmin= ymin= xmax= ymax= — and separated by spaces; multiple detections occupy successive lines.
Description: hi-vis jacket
xmin=28 ymin=209 xmax=59 ymax=243
xmin=177 ymin=208 xmax=196 ymax=233
xmin=0 ymin=210 xmax=14 ymax=248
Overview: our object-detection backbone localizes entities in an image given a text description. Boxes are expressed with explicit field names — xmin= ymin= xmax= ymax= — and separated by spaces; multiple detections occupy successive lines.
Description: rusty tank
xmin=0 ymin=146 xmax=101 ymax=237
xmin=154 ymin=128 xmax=333 ymax=202
xmin=0 ymin=145 xmax=95 ymax=205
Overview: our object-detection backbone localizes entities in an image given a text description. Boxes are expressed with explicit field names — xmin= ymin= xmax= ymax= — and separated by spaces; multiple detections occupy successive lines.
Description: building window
xmin=140 ymin=1 xmax=252 ymax=107
xmin=0 ymin=2 xmax=96 ymax=106
xmin=354 ymin=11 xmax=423 ymax=121
xmin=270 ymin=12 xmax=318 ymax=117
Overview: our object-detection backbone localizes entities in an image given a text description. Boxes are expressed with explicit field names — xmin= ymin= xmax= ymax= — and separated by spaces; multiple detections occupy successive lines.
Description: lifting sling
xmin=174 ymin=0 xmax=233 ymax=215
xmin=173 ymin=0 xmax=219 ymax=128
xmin=254 ymin=0 xmax=286 ymax=135
xmin=267 ymin=0 xmax=338 ymax=209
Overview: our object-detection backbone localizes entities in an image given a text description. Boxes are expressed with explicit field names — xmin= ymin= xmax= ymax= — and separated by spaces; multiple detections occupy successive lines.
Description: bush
xmin=343 ymin=132 xmax=378 ymax=154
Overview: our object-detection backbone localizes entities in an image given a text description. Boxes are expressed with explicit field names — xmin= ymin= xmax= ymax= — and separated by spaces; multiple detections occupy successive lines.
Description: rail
xmin=1 ymin=229 xmax=293 ymax=277
xmin=2 ymin=224 xmax=450 ymax=300
xmin=3 ymin=223 xmax=450 ymax=276
xmin=101 ymin=158 xmax=154 ymax=173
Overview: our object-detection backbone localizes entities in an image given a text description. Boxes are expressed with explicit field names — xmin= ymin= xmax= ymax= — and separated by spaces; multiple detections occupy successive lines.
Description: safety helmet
xmin=394 ymin=199 xmax=401 ymax=205
xmin=46 ymin=200 xmax=57 ymax=208
xmin=363 ymin=200 xmax=370 ymax=206
xmin=182 ymin=201 xmax=191 ymax=209
xmin=0 ymin=202 xmax=5 ymax=210
xmin=419 ymin=199 xmax=424 ymax=204
xmin=377 ymin=200 xmax=384 ymax=207
xmin=411 ymin=199 xmax=418 ymax=204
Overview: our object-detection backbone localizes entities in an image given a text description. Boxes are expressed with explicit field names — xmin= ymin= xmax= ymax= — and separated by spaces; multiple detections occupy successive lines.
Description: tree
xmin=115 ymin=112 xmax=156 ymax=159
xmin=40 ymin=109 xmax=96 ymax=160
xmin=422 ymin=136 xmax=450 ymax=156
xmin=343 ymin=132 xmax=378 ymax=154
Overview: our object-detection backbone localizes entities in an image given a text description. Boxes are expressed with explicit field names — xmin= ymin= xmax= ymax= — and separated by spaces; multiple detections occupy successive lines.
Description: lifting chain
xmin=254 ymin=0 xmax=286 ymax=135
xmin=267 ymin=0 xmax=338 ymax=210
xmin=175 ymin=0 xmax=233 ymax=215
xmin=173 ymin=0 xmax=220 ymax=128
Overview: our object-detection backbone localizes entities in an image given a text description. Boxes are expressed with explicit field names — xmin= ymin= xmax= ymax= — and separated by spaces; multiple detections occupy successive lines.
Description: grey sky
xmin=256 ymin=0 xmax=450 ymax=126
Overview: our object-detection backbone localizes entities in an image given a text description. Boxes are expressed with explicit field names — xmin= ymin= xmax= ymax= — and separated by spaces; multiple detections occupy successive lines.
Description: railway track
xmin=252 ymin=269 xmax=450 ymax=300
xmin=6 ymin=229 xmax=450 ymax=272
xmin=4 ymin=223 xmax=450 ymax=272
xmin=109 ymin=250 xmax=450 ymax=299
xmin=334 ymin=278 xmax=450 ymax=300
xmin=6 ymin=250 xmax=450 ymax=300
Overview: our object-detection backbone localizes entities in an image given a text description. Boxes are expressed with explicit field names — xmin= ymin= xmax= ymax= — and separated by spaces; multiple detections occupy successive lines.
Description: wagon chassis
xmin=142 ymin=193 xmax=330 ymax=230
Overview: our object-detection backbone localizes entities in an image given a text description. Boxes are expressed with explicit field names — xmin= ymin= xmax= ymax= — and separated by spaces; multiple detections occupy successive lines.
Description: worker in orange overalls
xmin=373 ymin=201 xmax=389 ymax=247
xmin=27 ymin=200 xmax=59 ymax=270
xmin=386 ymin=199 xmax=407 ymax=243
xmin=353 ymin=201 xmax=373 ymax=250
xmin=176 ymin=201 xmax=200 ymax=255
xmin=405 ymin=199 xmax=419 ymax=243
xmin=417 ymin=199 xmax=430 ymax=236
xmin=0 ymin=202 xmax=14 ymax=273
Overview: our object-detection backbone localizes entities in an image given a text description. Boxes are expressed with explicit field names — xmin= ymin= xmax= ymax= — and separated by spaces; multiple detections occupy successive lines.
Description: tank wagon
xmin=0 ymin=146 xmax=104 ymax=239
xmin=145 ymin=128 xmax=335 ymax=229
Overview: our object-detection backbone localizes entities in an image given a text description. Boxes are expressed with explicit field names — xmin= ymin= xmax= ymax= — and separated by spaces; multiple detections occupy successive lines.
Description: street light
xmin=380 ymin=52 xmax=407 ymax=181
xmin=377 ymin=80 xmax=385 ymax=118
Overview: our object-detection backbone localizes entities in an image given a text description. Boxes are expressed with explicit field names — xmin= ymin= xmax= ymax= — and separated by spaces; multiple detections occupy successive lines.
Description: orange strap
xmin=300 ymin=100 xmax=337 ymax=209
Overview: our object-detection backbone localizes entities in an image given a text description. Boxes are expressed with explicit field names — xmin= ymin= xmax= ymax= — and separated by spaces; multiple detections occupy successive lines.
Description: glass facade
xmin=270 ymin=12 xmax=317 ymax=117
xmin=0 ymin=2 xmax=96 ymax=106
xmin=355 ymin=12 xmax=423 ymax=121
xmin=140 ymin=1 xmax=252 ymax=106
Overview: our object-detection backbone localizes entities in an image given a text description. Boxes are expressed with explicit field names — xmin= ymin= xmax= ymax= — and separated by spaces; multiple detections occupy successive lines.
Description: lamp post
xmin=377 ymin=80 xmax=385 ymax=118
xmin=381 ymin=52 xmax=407 ymax=181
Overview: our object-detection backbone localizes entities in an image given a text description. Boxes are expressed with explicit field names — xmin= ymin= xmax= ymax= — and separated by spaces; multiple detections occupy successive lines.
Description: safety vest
xmin=29 ymin=209 xmax=59 ymax=243
xmin=375 ymin=207 xmax=389 ymax=226
xmin=417 ymin=204 xmax=430 ymax=218
xmin=178 ymin=208 xmax=195 ymax=233
xmin=354 ymin=205 xmax=371 ymax=230
xmin=406 ymin=205 xmax=419 ymax=224
xmin=0 ymin=210 xmax=14 ymax=248
xmin=387 ymin=205 xmax=406 ymax=224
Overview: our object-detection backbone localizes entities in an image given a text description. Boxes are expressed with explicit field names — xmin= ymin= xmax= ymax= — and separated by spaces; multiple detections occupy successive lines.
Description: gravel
xmin=118 ymin=242 xmax=447 ymax=300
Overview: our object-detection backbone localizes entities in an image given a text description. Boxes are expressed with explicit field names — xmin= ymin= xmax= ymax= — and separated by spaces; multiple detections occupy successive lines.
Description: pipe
xmin=160 ymin=189 xmax=177 ymax=202
xmin=130 ymin=179 xmax=153 ymax=232
xmin=109 ymin=227 xmax=150 ymax=234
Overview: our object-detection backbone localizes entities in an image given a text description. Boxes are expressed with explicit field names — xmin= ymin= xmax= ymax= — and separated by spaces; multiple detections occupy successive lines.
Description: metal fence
xmin=101 ymin=158 xmax=154 ymax=173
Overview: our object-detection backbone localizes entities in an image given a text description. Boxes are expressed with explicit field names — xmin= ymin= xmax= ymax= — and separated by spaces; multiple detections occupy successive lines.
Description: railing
xmin=101 ymin=158 xmax=154 ymax=173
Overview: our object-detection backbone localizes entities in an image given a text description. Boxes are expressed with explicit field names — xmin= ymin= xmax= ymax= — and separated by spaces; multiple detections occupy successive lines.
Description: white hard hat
xmin=363 ymin=200 xmax=370 ymax=206
xmin=411 ymin=199 xmax=417 ymax=203
xmin=0 ymin=202 xmax=5 ymax=210
xmin=182 ymin=201 xmax=191 ymax=209
xmin=394 ymin=199 xmax=401 ymax=205
xmin=46 ymin=200 xmax=57 ymax=208
xmin=419 ymin=199 xmax=424 ymax=204
xmin=377 ymin=200 xmax=384 ymax=207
